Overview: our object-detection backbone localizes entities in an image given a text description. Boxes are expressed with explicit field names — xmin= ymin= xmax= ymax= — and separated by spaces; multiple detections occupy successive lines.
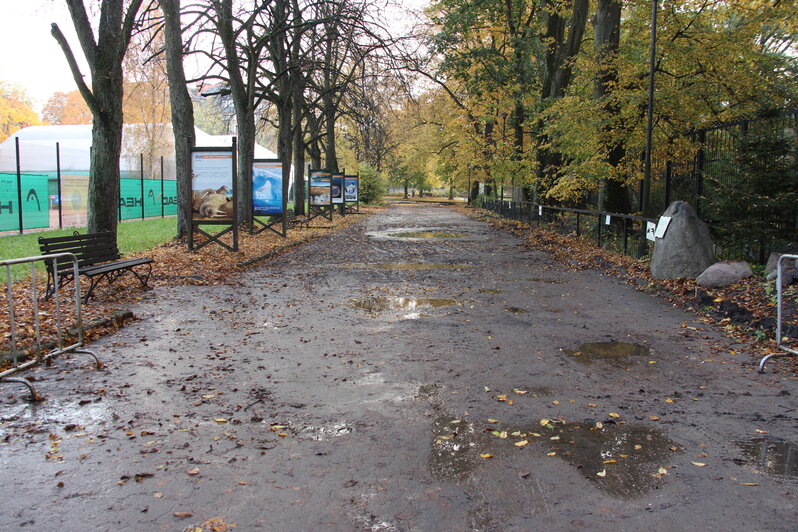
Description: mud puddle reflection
xmin=351 ymin=296 xmax=460 ymax=319
xmin=563 ymin=342 xmax=649 ymax=366
xmin=341 ymin=263 xmax=473 ymax=271
xmin=392 ymin=231 xmax=466 ymax=239
xmin=736 ymin=437 xmax=798 ymax=481
xmin=430 ymin=417 xmax=676 ymax=498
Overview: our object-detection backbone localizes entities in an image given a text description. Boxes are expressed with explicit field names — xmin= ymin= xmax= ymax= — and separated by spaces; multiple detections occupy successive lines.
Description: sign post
xmin=344 ymin=174 xmax=359 ymax=214
xmin=189 ymin=139 xmax=238 ymax=252
xmin=251 ymin=159 xmax=286 ymax=237
xmin=308 ymin=168 xmax=333 ymax=222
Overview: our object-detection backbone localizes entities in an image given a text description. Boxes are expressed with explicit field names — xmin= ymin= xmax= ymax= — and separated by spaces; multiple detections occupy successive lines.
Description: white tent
xmin=0 ymin=124 xmax=278 ymax=175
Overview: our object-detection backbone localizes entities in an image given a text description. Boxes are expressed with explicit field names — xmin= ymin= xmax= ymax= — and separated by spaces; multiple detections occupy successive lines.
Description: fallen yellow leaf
xmin=603 ymin=459 xmax=617 ymax=464
xmin=487 ymin=419 xmax=499 ymax=424
xmin=497 ymin=395 xmax=507 ymax=402
xmin=665 ymin=398 xmax=674 ymax=403
xmin=634 ymin=444 xmax=643 ymax=450
xmin=480 ymin=453 xmax=494 ymax=459
xmin=514 ymin=440 xmax=529 ymax=447
xmin=547 ymin=452 xmax=557 ymax=457
xmin=596 ymin=469 xmax=607 ymax=477
xmin=691 ymin=461 xmax=706 ymax=467
xmin=214 ymin=418 xmax=228 ymax=424
xmin=587 ymin=403 xmax=597 ymax=407
xmin=739 ymin=482 xmax=759 ymax=486
xmin=608 ymin=413 xmax=620 ymax=419
xmin=658 ymin=467 xmax=668 ymax=475
xmin=649 ymin=415 xmax=660 ymax=421
xmin=540 ymin=418 xmax=550 ymax=426
xmin=552 ymin=400 xmax=560 ymax=405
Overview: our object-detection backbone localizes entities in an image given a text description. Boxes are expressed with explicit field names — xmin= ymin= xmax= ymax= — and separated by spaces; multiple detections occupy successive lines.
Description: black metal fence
xmin=483 ymin=199 xmax=656 ymax=259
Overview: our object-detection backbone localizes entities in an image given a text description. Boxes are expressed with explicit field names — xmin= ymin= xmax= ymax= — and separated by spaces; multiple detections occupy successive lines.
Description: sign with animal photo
xmin=252 ymin=159 xmax=283 ymax=216
xmin=344 ymin=175 xmax=358 ymax=202
xmin=331 ymin=173 xmax=344 ymax=204
xmin=309 ymin=169 xmax=332 ymax=206
xmin=191 ymin=149 xmax=235 ymax=220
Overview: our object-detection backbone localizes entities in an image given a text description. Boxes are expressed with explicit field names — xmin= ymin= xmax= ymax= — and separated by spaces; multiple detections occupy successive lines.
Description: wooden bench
xmin=38 ymin=231 xmax=154 ymax=302
xmin=286 ymin=212 xmax=311 ymax=230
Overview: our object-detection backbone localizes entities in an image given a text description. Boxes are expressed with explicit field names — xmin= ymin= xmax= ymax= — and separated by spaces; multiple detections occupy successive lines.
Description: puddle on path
xmin=299 ymin=422 xmax=353 ymax=441
xmin=512 ymin=386 xmax=553 ymax=397
xmin=341 ymin=263 xmax=473 ymax=271
xmin=5 ymin=399 xmax=112 ymax=432
xmin=563 ymin=342 xmax=649 ymax=365
xmin=504 ymin=307 xmax=529 ymax=314
xmin=736 ymin=437 xmax=798 ymax=481
xmin=478 ymin=288 xmax=503 ymax=294
xmin=417 ymin=383 xmax=442 ymax=399
xmin=430 ymin=417 xmax=676 ymax=498
xmin=351 ymin=296 xmax=460 ymax=314
xmin=392 ymin=231 xmax=466 ymax=239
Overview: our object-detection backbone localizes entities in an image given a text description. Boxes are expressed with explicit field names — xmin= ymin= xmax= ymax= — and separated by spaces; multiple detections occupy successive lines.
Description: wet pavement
xmin=1 ymin=203 xmax=797 ymax=531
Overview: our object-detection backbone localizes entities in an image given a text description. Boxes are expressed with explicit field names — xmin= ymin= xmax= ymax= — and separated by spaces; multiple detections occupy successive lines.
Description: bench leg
xmin=130 ymin=263 xmax=153 ymax=288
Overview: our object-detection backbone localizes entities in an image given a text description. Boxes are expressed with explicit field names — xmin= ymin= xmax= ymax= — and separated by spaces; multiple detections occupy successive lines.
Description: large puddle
xmin=563 ymin=342 xmax=650 ymax=365
xmin=430 ymin=417 xmax=677 ymax=498
xmin=351 ymin=296 xmax=460 ymax=315
xmin=340 ymin=263 xmax=473 ymax=271
xmin=736 ymin=437 xmax=798 ymax=481
xmin=392 ymin=231 xmax=466 ymax=239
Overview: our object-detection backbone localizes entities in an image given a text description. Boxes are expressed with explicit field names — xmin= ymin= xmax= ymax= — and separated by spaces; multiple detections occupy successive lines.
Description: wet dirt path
xmin=1 ymin=203 xmax=797 ymax=531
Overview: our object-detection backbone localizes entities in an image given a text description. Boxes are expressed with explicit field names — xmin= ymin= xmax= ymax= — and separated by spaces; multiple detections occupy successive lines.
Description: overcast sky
xmin=0 ymin=0 xmax=427 ymax=113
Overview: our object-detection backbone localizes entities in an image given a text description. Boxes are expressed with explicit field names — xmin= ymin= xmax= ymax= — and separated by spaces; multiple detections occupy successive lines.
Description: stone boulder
xmin=696 ymin=261 xmax=753 ymax=288
xmin=650 ymin=201 xmax=715 ymax=280
xmin=765 ymin=252 xmax=797 ymax=274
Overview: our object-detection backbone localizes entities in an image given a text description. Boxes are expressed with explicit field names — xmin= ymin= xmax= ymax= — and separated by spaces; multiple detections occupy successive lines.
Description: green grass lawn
xmin=0 ymin=218 xmax=178 ymax=283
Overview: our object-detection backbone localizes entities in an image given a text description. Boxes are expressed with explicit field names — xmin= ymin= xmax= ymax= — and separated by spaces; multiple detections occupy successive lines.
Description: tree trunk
xmin=89 ymin=89 xmax=123 ymax=233
xmin=323 ymin=96 xmax=338 ymax=172
xmin=594 ymin=0 xmax=628 ymax=214
xmin=51 ymin=0 xmax=145 ymax=236
xmin=292 ymin=92 xmax=306 ymax=215
xmin=160 ymin=0 xmax=195 ymax=238
xmin=537 ymin=0 xmax=589 ymax=200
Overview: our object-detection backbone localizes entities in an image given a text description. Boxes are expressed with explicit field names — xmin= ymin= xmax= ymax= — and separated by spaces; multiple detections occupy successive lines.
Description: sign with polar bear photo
xmin=191 ymin=148 xmax=235 ymax=221
xmin=252 ymin=160 xmax=283 ymax=216
xmin=344 ymin=175 xmax=358 ymax=202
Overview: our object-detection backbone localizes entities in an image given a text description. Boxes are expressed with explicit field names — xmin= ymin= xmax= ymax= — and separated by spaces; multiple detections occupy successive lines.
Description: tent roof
xmin=0 ymin=124 xmax=278 ymax=172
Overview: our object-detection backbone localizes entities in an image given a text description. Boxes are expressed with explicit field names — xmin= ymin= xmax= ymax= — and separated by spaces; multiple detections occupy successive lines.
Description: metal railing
xmin=1 ymin=252 xmax=99 ymax=400
xmin=758 ymin=254 xmax=798 ymax=373
xmin=483 ymin=199 xmax=657 ymax=259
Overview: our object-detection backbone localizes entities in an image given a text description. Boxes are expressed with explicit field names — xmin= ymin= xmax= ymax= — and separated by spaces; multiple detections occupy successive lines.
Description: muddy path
xmin=1 ymin=203 xmax=796 ymax=531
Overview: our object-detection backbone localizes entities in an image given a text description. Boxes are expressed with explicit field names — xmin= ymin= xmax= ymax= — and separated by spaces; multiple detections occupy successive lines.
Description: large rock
xmin=765 ymin=252 xmax=797 ymax=274
xmin=696 ymin=261 xmax=753 ymax=288
xmin=650 ymin=201 xmax=715 ymax=280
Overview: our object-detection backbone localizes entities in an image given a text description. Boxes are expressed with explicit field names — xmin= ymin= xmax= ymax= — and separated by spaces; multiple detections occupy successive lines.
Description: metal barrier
xmin=1 ymin=253 xmax=99 ymax=400
xmin=758 ymin=254 xmax=798 ymax=373
xmin=483 ymin=199 xmax=657 ymax=259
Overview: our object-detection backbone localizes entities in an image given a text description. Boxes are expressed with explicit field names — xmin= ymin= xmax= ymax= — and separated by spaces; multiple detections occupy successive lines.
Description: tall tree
xmin=42 ymin=90 xmax=92 ymax=125
xmin=0 ymin=83 xmax=40 ymax=141
xmin=51 ymin=0 xmax=145 ymax=234
xmin=593 ymin=0 xmax=627 ymax=213
xmin=160 ymin=0 xmax=195 ymax=237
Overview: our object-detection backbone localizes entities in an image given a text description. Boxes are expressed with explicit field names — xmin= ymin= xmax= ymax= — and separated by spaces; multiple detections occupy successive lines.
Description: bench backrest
xmin=38 ymin=232 xmax=121 ymax=274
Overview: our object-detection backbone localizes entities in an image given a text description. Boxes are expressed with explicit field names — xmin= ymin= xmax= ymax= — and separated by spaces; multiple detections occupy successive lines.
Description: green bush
xmin=358 ymin=163 xmax=386 ymax=204
xmin=704 ymin=126 xmax=798 ymax=262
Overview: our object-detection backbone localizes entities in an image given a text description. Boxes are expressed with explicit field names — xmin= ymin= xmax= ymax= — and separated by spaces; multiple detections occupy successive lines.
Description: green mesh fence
xmin=0 ymin=173 xmax=50 ymax=231
xmin=119 ymin=178 xmax=177 ymax=220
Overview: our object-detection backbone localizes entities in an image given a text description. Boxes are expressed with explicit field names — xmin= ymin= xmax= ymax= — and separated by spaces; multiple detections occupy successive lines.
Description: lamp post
xmin=642 ymin=0 xmax=659 ymax=217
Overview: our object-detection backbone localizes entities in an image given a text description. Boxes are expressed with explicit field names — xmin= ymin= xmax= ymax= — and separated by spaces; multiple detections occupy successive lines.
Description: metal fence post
xmin=56 ymin=142 xmax=63 ymax=229
xmin=15 ymin=137 xmax=23 ymax=234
